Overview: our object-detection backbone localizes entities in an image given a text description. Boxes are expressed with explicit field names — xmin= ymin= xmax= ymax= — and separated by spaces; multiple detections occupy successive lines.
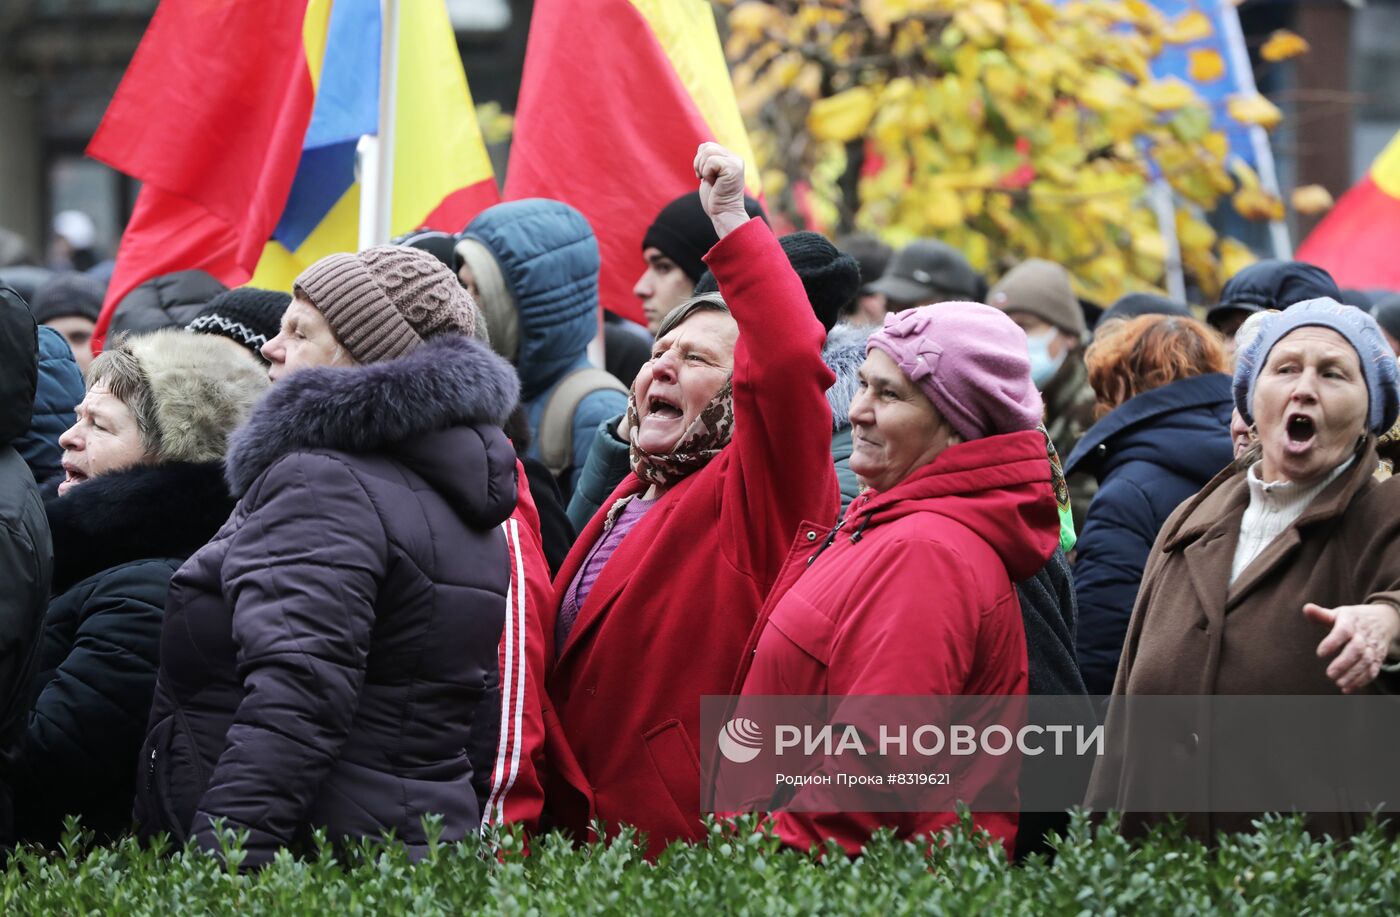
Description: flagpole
xmin=1150 ymin=180 xmax=1187 ymax=303
xmin=359 ymin=0 xmax=400 ymax=250
xmin=1219 ymin=0 xmax=1291 ymax=260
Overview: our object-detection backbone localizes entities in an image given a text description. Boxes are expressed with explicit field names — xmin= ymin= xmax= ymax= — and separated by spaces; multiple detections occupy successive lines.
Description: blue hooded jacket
xmin=15 ymin=326 xmax=84 ymax=487
xmin=463 ymin=200 xmax=627 ymax=496
xmin=1064 ymin=373 xmax=1234 ymax=694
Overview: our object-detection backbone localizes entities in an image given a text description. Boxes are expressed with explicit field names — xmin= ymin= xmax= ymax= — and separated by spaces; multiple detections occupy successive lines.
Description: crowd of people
xmin=2 ymin=142 xmax=1399 ymax=866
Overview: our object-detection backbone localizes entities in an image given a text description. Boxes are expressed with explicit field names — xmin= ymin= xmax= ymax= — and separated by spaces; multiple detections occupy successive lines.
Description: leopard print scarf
xmin=602 ymin=380 xmax=736 ymax=531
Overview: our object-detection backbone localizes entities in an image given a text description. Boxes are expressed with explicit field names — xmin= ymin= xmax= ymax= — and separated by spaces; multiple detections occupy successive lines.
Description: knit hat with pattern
xmin=186 ymin=287 xmax=290 ymax=364
xmin=293 ymin=245 xmax=477 ymax=364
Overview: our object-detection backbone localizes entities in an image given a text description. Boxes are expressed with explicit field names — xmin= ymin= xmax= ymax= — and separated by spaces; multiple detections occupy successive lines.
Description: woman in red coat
xmin=543 ymin=144 xmax=839 ymax=854
xmin=732 ymin=303 xmax=1062 ymax=857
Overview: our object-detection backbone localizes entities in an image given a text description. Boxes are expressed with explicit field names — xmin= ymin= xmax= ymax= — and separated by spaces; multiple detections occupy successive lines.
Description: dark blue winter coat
xmin=1064 ymin=373 xmax=1233 ymax=694
xmin=13 ymin=327 xmax=83 ymax=486
xmin=134 ymin=335 xmax=520 ymax=866
xmin=463 ymin=200 xmax=627 ymax=497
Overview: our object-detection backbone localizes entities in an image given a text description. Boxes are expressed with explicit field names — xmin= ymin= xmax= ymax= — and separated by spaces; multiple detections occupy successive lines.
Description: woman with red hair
xmin=1062 ymin=315 xmax=1234 ymax=693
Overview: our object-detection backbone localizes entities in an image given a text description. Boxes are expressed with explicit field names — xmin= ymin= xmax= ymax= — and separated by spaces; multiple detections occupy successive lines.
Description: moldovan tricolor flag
xmin=87 ymin=0 xmax=499 ymax=352
xmin=503 ymin=0 xmax=761 ymax=326
xmin=1297 ymin=131 xmax=1400 ymax=290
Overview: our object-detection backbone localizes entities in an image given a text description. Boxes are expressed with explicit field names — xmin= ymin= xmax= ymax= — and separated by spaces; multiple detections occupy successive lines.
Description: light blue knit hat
xmin=1233 ymin=297 xmax=1400 ymax=435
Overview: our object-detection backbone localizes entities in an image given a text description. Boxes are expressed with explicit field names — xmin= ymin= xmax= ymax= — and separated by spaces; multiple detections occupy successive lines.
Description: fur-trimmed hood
xmin=823 ymin=323 xmax=872 ymax=433
xmin=46 ymin=461 xmax=234 ymax=594
xmin=225 ymin=333 xmax=520 ymax=508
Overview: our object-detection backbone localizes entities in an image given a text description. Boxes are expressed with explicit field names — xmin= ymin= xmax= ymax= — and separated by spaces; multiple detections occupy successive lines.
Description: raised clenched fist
xmin=693 ymin=142 xmax=751 ymax=239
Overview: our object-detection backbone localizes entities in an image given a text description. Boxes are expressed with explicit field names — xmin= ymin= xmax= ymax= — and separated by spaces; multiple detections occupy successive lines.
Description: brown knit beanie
xmin=293 ymin=245 xmax=477 ymax=363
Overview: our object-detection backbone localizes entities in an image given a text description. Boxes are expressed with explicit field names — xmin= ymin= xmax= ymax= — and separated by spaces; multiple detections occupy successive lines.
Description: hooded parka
xmin=13 ymin=327 xmax=83 ymax=487
xmin=462 ymin=200 xmax=628 ymax=497
xmin=732 ymin=430 xmax=1060 ymax=856
xmin=134 ymin=335 xmax=520 ymax=865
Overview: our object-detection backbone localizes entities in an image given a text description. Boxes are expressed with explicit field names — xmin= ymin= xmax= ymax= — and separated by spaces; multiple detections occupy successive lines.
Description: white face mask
xmin=1026 ymin=328 xmax=1065 ymax=388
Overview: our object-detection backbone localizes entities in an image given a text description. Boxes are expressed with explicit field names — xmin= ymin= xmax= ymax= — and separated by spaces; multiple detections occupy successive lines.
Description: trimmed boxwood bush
xmin=3 ymin=812 xmax=1397 ymax=915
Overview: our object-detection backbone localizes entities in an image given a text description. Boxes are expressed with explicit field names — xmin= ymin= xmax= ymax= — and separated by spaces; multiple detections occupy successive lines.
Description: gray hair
xmin=655 ymin=292 xmax=731 ymax=340
xmin=87 ymin=336 xmax=162 ymax=457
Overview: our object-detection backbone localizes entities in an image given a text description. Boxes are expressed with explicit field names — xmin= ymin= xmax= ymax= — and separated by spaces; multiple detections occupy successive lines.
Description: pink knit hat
xmin=866 ymin=303 xmax=1043 ymax=441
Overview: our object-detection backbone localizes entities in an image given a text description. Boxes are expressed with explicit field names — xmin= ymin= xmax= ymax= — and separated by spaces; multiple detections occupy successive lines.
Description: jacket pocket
xmin=642 ymin=720 xmax=702 ymax=838
xmin=136 ymin=711 xmax=204 ymax=843
xmin=766 ymin=592 xmax=836 ymax=666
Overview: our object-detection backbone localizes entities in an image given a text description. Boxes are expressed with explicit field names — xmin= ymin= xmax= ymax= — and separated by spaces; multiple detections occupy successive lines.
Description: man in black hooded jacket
xmin=0 ymin=282 xmax=53 ymax=846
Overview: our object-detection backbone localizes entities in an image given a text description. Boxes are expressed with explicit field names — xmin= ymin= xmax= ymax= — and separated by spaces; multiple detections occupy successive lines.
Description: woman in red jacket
xmin=732 ymin=302 xmax=1061 ymax=857
xmin=543 ymin=144 xmax=839 ymax=854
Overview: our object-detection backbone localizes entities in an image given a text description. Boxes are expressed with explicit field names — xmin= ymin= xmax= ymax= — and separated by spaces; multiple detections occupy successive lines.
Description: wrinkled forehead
xmin=283 ymin=295 xmax=330 ymax=331
xmin=79 ymin=384 xmax=134 ymax=421
xmin=657 ymin=309 xmax=738 ymax=352
xmin=859 ymin=348 xmax=912 ymax=390
xmin=1266 ymin=325 xmax=1359 ymax=365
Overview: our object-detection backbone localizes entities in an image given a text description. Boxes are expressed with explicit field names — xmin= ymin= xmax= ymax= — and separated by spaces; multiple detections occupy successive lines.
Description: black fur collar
xmin=45 ymin=461 xmax=234 ymax=594
xmin=224 ymin=335 xmax=519 ymax=497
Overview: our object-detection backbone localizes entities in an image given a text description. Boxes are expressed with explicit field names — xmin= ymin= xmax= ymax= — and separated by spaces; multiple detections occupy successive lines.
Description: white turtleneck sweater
xmin=1230 ymin=457 xmax=1356 ymax=585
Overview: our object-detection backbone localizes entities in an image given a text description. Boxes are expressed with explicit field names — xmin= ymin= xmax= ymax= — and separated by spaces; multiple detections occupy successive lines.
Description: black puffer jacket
xmin=134 ymin=335 xmax=519 ymax=866
xmin=107 ymin=270 xmax=227 ymax=338
xmin=0 ymin=284 xmax=51 ymax=846
xmin=10 ymin=462 xmax=234 ymax=844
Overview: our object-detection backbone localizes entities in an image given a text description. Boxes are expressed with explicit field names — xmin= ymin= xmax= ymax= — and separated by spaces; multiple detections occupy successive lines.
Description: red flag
xmin=86 ymin=0 xmax=316 ymax=351
xmin=1297 ymin=130 xmax=1400 ymax=291
xmin=503 ymin=0 xmax=760 ymax=325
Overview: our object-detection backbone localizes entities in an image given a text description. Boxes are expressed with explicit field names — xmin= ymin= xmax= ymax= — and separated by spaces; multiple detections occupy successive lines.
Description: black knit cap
xmin=693 ymin=231 xmax=859 ymax=333
xmin=185 ymin=287 xmax=291 ymax=364
xmin=30 ymin=272 xmax=105 ymax=324
xmin=641 ymin=191 xmax=768 ymax=284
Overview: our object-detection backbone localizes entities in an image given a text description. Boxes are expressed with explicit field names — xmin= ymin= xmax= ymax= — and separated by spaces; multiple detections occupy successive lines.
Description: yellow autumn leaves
xmin=721 ymin=0 xmax=1318 ymax=305
xmin=808 ymin=87 xmax=878 ymax=143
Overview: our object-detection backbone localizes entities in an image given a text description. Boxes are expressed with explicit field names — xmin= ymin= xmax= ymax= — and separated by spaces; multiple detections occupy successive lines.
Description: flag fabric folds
xmin=1297 ymin=131 xmax=1400 ymax=292
xmin=88 ymin=0 xmax=498 ymax=352
xmin=502 ymin=0 xmax=760 ymax=326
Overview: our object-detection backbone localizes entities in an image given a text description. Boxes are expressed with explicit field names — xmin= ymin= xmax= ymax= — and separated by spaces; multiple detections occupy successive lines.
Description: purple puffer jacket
xmin=134 ymin=335 xmax=520 ymax=865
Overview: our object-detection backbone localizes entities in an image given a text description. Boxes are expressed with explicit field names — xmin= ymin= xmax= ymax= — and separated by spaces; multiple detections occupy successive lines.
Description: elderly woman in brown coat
xmin=1088 ymin=298 xmax=1400 ymax=839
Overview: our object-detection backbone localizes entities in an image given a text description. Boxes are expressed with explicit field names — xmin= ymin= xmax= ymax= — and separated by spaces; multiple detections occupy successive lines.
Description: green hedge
xmin=3 ymin=813 xmax=1397 ymax=915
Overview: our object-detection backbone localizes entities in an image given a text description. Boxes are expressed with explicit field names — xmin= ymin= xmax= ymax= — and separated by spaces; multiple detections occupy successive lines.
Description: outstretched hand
xmin=1304 ymin=602 xmax=1400 ymax=693
xmin=694 ymin=142 xmax=751 ymax=240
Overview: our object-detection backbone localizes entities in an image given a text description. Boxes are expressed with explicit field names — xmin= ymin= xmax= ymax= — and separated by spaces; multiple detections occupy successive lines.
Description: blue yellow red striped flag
xmin=88 ymin=0 xmax=498 ymax=351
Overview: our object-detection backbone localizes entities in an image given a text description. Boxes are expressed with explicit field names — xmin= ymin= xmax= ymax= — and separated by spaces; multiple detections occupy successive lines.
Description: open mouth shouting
xmin=645 ymin=394 xmax=684 ymax=424
xmin=58 ymin=461 xmax=90 ymax=495
xmin=1283 ymin=412 xmax=1317 ymax=454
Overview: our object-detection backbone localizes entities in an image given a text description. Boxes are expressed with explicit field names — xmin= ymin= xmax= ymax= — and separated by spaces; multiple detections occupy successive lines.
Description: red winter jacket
xmin=544 ymin=218 xmax=839 ymax=855
xmin=732 ymin=431 xmax=1060 ymax=857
